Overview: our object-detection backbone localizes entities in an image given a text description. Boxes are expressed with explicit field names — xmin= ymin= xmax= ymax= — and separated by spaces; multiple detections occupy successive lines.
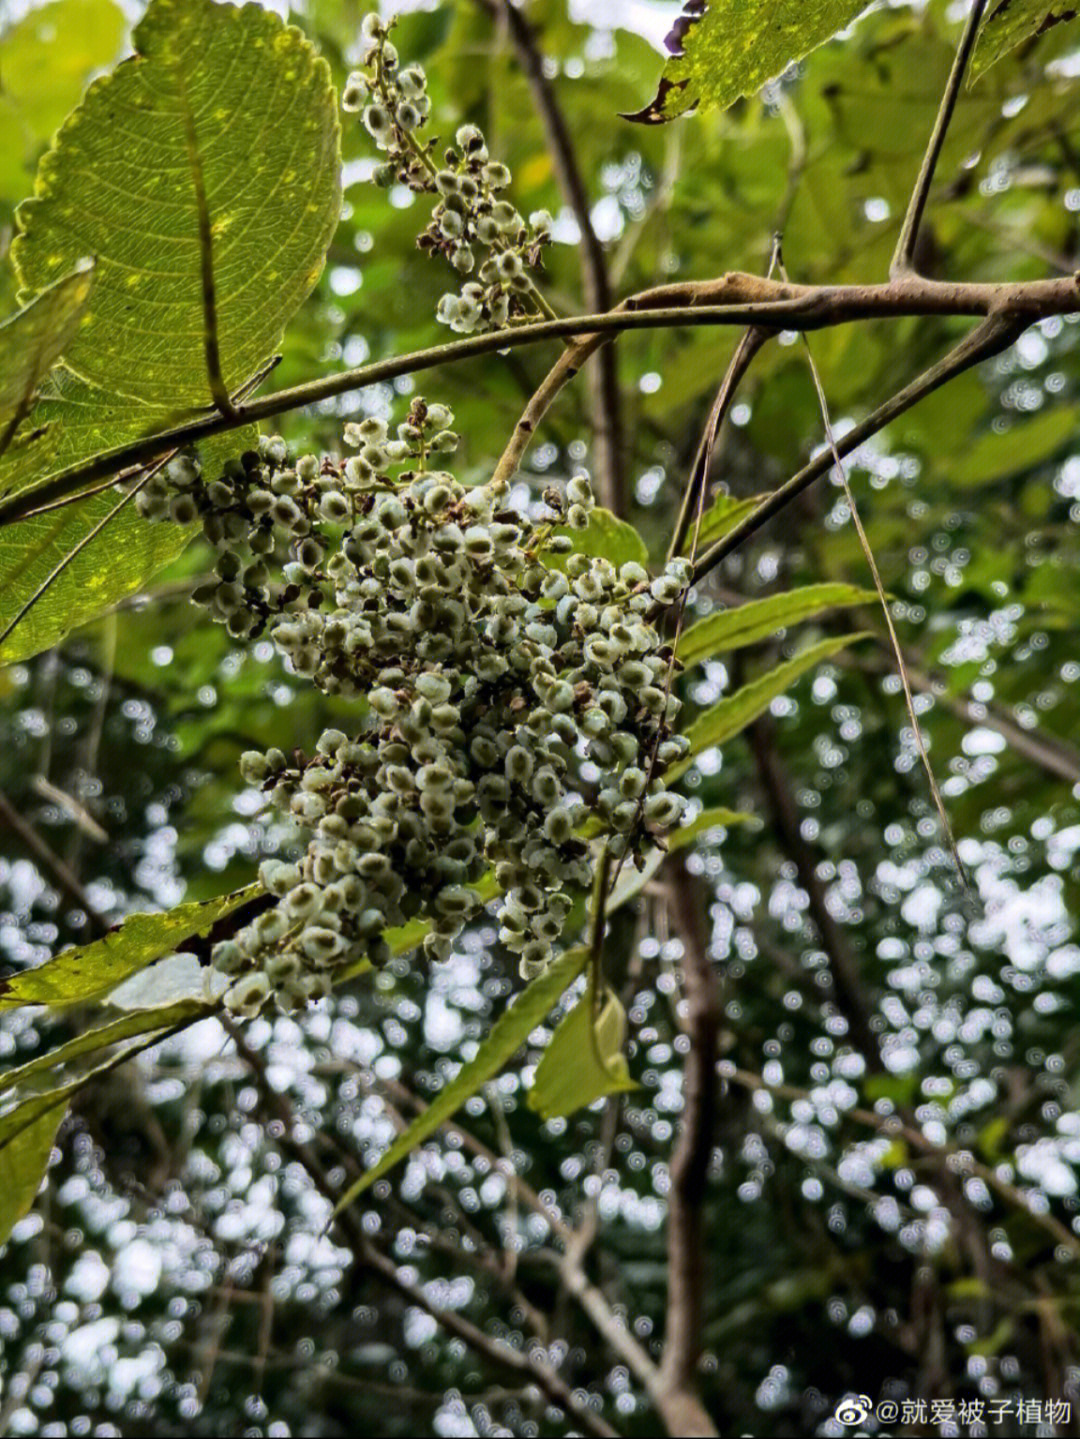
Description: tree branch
xmin=1 ymin=273 xmax=1071 ymax=528
xmin=892 ymin=0 xmax=990 ymax=277
xmin=691 ymin=310 xmax=1026 ymax=584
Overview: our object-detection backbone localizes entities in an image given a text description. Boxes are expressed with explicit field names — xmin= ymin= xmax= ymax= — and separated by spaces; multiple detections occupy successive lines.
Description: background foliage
xmin=3 ymin=0 xmax=1080 ymax=1434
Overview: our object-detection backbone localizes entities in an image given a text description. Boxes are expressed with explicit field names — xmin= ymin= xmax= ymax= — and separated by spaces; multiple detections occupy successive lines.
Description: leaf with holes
xmin=678 ymin=584 xmax=876 ymax=668
xmin=12 ymin=0 xmax=341 ymax=410
xmin=0 ymin=884 xmax=261 ymax=1011
xmin=625 ymin=0 xmax=870 ymax=123
xmin=971 ymin=1 xmax=1080 ymax=80
xmin=335 ymin=947 xmax=589 ymax=1210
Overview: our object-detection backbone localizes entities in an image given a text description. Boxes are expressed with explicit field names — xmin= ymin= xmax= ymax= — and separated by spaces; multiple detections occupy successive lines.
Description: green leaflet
xmin=544 ymin=507 xmax=649 ymax=571
xmin=0 ymin=999 xmax=211 ymax=1099
xmin=335 ymin=946 xmax=589 ymax=1211
xmin=13 ymin=0 xmax=341 ymax=410
xmin=0 ymin=264 xmax=94 ymax=446
xmin=528 ymin=979 xmax=636 ymax=1121
xmin=0 ymin=0 xmax=127 ymax=203
xmin=673 ymin=806 xmax=759 ymax=846
xmin=971 ymin=1 xmax=1080 ymax=79
xmin=0 ymin=1100 xmax=67 ymax=1249
xmin=694 ymin=492 xmax=767 ymax=551
xmin=0 ymin=883 xmax=260 ymax=1011
xmin=625 ymin=0 xmax=870 ymax=123
xmin=678 ymin=584 xmax=876 ymax=668
xmin=0 ymin=414 xmax=255 ymax=665
xmin=673 ymin=633 xmax=868 ymax=775
xmin=952 ymin=404 xmax=1080 ymax=487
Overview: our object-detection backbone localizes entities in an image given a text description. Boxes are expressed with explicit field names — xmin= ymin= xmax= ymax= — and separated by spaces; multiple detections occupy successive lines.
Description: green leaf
xmin=679 ymin=584 xmax=876 ymax=668
xmin=335 ymin=946 xmax=589 ymax=1211
xmin=0 ymin=0 xmax=127 ymax=204
xmin=0 ymin=264 xmax=94 ymax=444
xmin=12 ymin=0 xmax=341 ymax=409
xmin=971 ymin=1 xmax=1080 ymax=80
xmin=674 ymin=634 xmax=868 ymax=773
xmin=0 ymin=1099 xmax=66 ymax=1249
xmin=0 ymin=999 xmax=210 ymax=1100
xmin=694 ymin=492 xmax=767 ymax=551
xmin=0 ymin=415 xmax=254 ymax=665
xmin=544 ymin=507 xmax=649 ymax=571
xmin=528 ymin=980 xmax=637 ymax=1121
xmin=625 ymin=0 xmax=870 ymax=123
xmin=0 ymin=493 xmax=194 ymax=664
xmin=672 ymin=806 xmax=759 ymax=846
xmin=951 ymin=405 xmax=1079 ymax=487
xmin=0 ymin=883 xmax=260 ymax=1011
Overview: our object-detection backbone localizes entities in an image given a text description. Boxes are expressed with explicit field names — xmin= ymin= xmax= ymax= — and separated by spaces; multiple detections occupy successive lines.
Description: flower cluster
xmin=342 ymin=12 xmax=553 ymax=334
xmin=140 ymin=404 xmax=690 ymax=1016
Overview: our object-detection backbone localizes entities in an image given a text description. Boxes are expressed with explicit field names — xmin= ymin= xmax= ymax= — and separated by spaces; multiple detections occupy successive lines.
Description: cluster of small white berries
xmin=342 ymin=12 xmax=553 ymax=334
xmin=139 ymin=402 xmax=691 ymax=1017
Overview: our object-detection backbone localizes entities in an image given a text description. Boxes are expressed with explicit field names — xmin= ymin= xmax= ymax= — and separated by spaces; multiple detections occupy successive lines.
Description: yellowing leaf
xmin=0 ymin=884 xmax=260 ymax=1011
xmin=0 ymin=1099 xmax=66 ymax=1248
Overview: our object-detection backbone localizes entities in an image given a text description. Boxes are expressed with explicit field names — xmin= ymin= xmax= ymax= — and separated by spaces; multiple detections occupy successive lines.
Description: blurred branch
xmin=746 ymin=716 xmax=883 ymax=1068
xmin=655 ymin=854 xmax=722 ymax=1438
xmin=223 ymin=1020 xmax=619 ymax=1439
xmin=0 ymin=786 xmax=109 ymax=936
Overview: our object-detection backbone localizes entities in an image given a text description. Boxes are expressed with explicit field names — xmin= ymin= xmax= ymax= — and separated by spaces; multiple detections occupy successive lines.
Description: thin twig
xmin=891 ymin=0 xmax=990 ymax=276
xmin=222 ymin=1019 xmax=619 ymax=1439
xmin=0 ymin=787 xmax=109 ymax=936
xmin=692 ymin=311 xmax=1026 ymax=585
xmin=667 ymin=328 xmax=768 ymax=560
xmin=781 ymin=251 xmax=968 ymax=886
xmin=656 ymin=856 xmax=721 ymax=1437
xmin=482 ymin=0 xmax=625 ymax=513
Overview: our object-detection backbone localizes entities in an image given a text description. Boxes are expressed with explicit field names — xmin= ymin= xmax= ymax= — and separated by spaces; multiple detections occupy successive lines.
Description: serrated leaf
xmin=544 ymin=507 xmax=648 ymax=571
xmin=0 ymin=264 xmax=94 ymax=445
xmin=678 ymin=584 xmax=876 ymax=668
xmin=0 ymin=1099 xmax=66 ymax=1249
xmin=0 ymin=0 xmax=127 ymax=203
xmin=673 ymin=633 xmax=868 ymax=774
xmin=13 ymin=0 xmax=341 ymax=409
xmin=528 ymin=980 xmax=637 ymax=1121
xmin=971 ymin=0 xmax=1080 ymax=80
xmin=625 ymin=0 xmax=870 ymax=123
xmin=0 ymin=999 xmax=210 ymax=1100
xmin=0 ymin=883 xmax=260 ymax=1011
xmin=335 ymin=946 xmax=589 ymax=1210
